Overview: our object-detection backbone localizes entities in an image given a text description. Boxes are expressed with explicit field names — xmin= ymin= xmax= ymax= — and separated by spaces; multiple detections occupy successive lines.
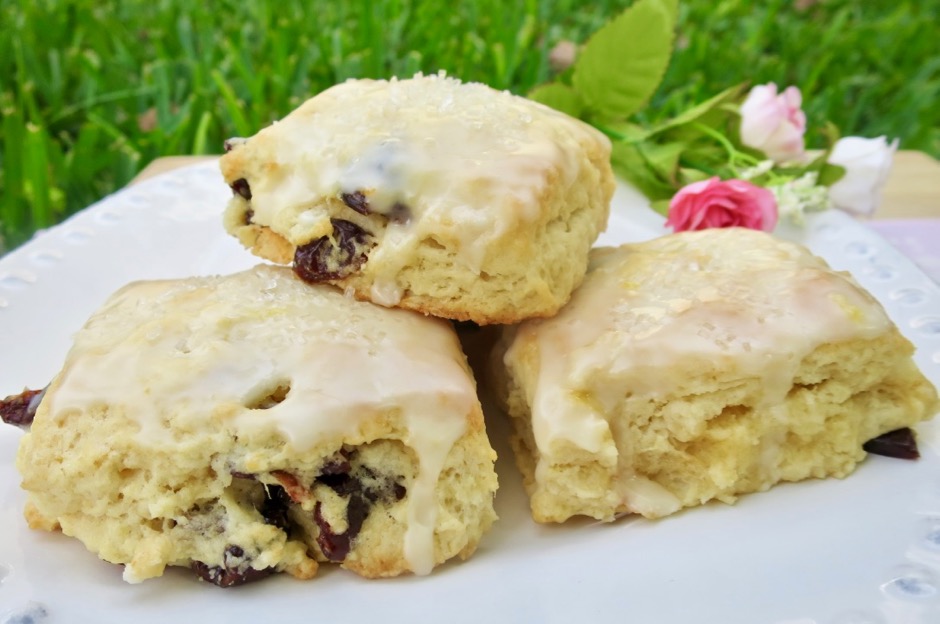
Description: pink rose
xmin=739 ymin=83 xmax=807 ymax=163
xmin=665 ymin=177 xmax=778 ymax=232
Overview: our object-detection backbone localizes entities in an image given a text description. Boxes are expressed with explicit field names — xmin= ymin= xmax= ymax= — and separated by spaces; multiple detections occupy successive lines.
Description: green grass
xmin=1 ymin=0 xmax=938 ymax=252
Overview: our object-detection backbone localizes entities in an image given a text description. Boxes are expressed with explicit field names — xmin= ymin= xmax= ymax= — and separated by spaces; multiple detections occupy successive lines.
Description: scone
xmin=15 ymin=265 xmax=498 ymax=585
xmin=219 ymin=72 xmax=614 ymax=325
xmin=492 ymin=228 xmax=938 ymax=523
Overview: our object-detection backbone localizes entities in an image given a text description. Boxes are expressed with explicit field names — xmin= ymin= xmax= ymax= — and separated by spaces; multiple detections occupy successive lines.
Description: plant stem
xmin=690 ymin=122 xmax=762 ymax=173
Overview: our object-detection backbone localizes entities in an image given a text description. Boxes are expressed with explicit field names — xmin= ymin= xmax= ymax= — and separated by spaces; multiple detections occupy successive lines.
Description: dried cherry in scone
xmin=313 ymin=500 xmax=353 ymax=562
xmin=310 ymin=453 xmax=408 ymax=562
xmin=0 ymin=387 xmax=46 ymax=428
xmin=293 ymin=219 xmax=373 ymax=283
xmin=863 ymin=427 xmax=920 ymax=460
xmin=313 ymin=493 xmax=371 ymax=562
xmin=271 ymin=470 xmax=309 ymax=503
xmin=341 ymin=191 xmax=371 ymax=215
xmin=230 ymin=178 xmax=252 ymax=200
xmin=223 ymin=137 xmax=247 ymax=152
xmin=340 ymin=190 xmax=411 ymax=224
xmin=316 ymin=471 xmax=356 ymax=497
xmin=259 ymin=484 xmax=293 ymax=532
xmin=319 ymin=455 xmax=352 ymax=477
xmin=191 ymin=545 xmax=275 ymax=588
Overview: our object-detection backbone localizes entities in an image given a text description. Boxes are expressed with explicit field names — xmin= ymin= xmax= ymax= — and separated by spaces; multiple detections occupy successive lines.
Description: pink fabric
xmin=868 ymin=219 xmax=940 ymax=283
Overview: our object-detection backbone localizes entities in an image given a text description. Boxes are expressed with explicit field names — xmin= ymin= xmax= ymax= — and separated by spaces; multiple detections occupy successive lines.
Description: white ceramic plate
xmin=1 ymin=161 xmax=939 ymax=624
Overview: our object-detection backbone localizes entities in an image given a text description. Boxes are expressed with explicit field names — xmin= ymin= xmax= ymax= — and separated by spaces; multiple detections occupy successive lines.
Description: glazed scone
xmin=492 ymin=228 xmax=939 ymax=523
xmin=15 ymin=265 xmax=498 ymax=584
xmin=219 ymin=72 xmax=614 ymax=325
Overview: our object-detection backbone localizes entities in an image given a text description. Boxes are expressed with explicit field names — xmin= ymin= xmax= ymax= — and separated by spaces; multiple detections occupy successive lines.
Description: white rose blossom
xmin=826 ymin=136 xmax=899 ymax=217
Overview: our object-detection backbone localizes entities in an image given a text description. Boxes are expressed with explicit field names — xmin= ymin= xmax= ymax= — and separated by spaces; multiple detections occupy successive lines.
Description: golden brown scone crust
xmin=17 ymin=265 xmax=498 ymax=583
xmin=492 ymin=229 xmax=939 ymax=522
xmin=219 ymin=73 xmax=614 ymax=325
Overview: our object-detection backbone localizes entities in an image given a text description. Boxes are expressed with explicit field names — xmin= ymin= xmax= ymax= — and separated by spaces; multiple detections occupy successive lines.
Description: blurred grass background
xmin=1 ymin=0 xmax=938 ymax=252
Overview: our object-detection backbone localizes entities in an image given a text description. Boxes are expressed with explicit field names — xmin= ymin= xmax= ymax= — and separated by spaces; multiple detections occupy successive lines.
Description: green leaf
xmin=680 ymin=140 xmax=735 ymax=172
xmin=648 ymin=84 xmax=746 ymax=136
xmin=610 ymin=140 xmax=675 ymax=200
xmin=662 ymin=0 xmax=679 ymax=21
xmin=817 ymin=162 xmax=846 ymax=187
xmin=527 ymin=82 xmax=584 ymax=118
xmin=650 ymin=198 xmax=671 ymax=216
xmin=638 ymin=140 xmax=686 ymax=185
xmin=594 ymin=120 xmax=651 ymax=143
xmin=678 ymin=167 xmax=713 ymax=185
xmin=800 ymin=126 xmax=845 ymax=186
xmin=572 ymin=0 xmax=677 ymax=120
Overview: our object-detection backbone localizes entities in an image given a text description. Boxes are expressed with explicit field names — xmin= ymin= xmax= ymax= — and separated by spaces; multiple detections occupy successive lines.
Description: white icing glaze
xmin=226 ymin=72 xmax=609 ymax=298
xmin=46 ymin=265 xmax=474 ymax=575
xmin=619 ymin=476 xmax=682 ymax=518
xmin=505 ymin=229 xmax=895 ymax=510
